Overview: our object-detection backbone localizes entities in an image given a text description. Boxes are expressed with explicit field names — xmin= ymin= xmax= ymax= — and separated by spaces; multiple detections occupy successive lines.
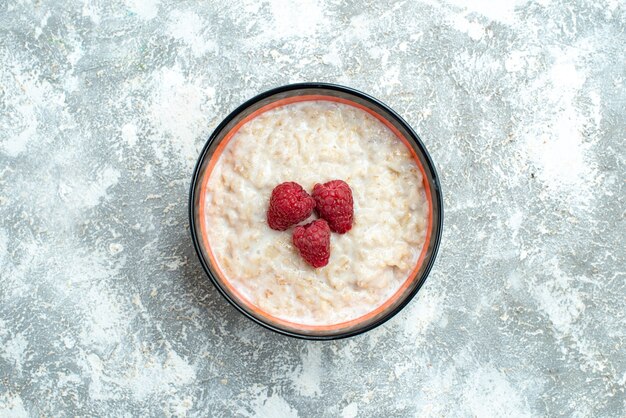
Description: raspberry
xmin=267 ymin=182 xmax=316 ymax=231
xmin=292 ymin=219 xmax=331 ymax=268
xmin=312 ymin=180 xmax=353 ymax=234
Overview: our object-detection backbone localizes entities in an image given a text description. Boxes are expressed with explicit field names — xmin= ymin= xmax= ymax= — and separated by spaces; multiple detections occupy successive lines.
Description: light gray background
xmin=1 ymin=0 xmax=625 ymax=416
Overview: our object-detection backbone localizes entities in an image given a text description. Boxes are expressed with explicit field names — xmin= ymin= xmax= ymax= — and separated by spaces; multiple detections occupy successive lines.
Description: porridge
xmin=203 ymin=100 xmax=429 ymax=326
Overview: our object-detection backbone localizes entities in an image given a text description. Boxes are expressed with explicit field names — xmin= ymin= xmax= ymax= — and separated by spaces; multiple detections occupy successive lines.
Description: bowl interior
xmin=189 ymin=84 xmax=442 ymax=339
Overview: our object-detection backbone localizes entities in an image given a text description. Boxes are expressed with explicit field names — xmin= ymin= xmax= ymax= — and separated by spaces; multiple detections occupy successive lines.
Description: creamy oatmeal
xmin=204 ymin=100 xmax=429 ymax=326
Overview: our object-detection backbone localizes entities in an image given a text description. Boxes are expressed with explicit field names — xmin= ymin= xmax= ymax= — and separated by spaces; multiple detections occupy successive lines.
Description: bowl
xmin=189 ymin=83 xmax=443 ymax=340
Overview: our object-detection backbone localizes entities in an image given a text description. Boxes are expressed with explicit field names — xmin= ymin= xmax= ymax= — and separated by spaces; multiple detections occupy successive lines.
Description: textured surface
xmin=0 ymin=0 xmax=625 ymax=416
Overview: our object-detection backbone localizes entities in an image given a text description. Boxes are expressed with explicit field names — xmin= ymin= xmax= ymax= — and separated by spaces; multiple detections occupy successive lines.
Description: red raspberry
xmin=267 ymin=182 xmax=316 ymax=231
xmin=312 ymin=180 xmax=353 ymax=234
xmin=292 ymin=219 xmax=331 ymax=268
